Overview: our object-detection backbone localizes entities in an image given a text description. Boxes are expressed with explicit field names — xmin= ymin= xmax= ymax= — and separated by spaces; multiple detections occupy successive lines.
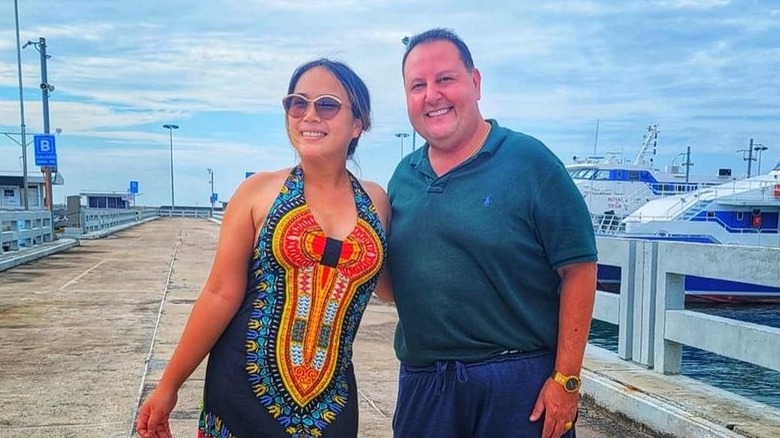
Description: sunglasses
xmin=282 ymin=94 xmax=344 ymax=120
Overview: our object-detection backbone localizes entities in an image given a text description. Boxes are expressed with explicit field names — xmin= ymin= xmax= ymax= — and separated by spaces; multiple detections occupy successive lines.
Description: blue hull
xmin=597 ymin=264 xmax=780 ymax=303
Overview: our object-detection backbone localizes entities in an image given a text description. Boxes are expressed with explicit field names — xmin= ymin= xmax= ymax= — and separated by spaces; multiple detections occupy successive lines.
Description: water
xmin=588 ymin=304 xmax=780 ymax=409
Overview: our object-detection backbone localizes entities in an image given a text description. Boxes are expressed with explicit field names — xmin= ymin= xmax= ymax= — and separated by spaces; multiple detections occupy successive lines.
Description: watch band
xmin=551 ymin=370 xmax=581 ymax=393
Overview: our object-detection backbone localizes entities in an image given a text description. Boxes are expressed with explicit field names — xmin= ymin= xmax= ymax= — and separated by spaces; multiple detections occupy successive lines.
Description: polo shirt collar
xmin=409 ymin=119 xmax=501 ymax=170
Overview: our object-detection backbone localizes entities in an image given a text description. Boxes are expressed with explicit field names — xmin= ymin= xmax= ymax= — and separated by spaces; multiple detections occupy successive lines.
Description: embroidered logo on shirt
xmin=483 ymin=195 xmax=491 ymax=207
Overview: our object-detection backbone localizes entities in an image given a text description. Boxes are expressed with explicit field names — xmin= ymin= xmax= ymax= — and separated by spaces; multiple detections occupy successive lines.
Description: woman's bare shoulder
xmin=225 ymin=168 xmax=293 ymax=215
xmin=358 ymin=179 xmax=390 ymax=227
xmin=236 ymin=168 xmax=292 ymax=198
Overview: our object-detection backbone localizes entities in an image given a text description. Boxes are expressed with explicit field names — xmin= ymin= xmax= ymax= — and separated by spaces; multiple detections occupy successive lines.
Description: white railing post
xmin=653 ymin=262 xmax=685 ymax=374
xmin=631 ymin=240 xmax=659 ymax=368
xmin=617 ymin=239 xmax=636 ymax=360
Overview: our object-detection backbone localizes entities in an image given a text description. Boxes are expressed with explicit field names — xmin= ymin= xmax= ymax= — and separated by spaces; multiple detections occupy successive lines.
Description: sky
xmin=1 ymin=0 xmax=779 ymax=207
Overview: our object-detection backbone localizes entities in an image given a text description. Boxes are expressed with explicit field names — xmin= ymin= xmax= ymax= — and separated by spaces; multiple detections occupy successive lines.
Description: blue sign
xmin=34 ymin=134 xmax=57 ymax=167
xmin=210 ymin=193 xmax=218 ymax=203
xmin=129 ymin=181 xmax=139 ymax=194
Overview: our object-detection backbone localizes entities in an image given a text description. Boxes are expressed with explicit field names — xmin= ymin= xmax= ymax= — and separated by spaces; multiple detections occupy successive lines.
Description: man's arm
xmin=555 ymin=261 xmax=597 ymax=378
xmin=530 ymin=261 xmax=597 ymax=438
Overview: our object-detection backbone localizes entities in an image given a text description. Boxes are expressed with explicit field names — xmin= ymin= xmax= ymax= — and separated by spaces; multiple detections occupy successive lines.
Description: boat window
xmin=594 ymin=170 xmax=611 ymax=180
xmin=628 ymin=171 xmax=641 ymax=181
xmin=569 ymin=168 xmax=594 ymax=179
xmin=581 ymin=169 xmax=597 ymax=180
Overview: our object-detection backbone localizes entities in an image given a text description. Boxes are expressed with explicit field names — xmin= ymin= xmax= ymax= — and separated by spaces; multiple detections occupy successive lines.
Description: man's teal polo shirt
xmin=387 ymin=120 xmax=598 ymax=366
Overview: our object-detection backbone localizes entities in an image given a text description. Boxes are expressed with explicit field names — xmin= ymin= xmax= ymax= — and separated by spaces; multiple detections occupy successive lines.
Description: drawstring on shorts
xmin=433 ymin=360 xmax=470 ymax=396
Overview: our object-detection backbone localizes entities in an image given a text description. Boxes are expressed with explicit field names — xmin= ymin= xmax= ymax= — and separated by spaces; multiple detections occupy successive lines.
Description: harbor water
xmin=588 ymin=303 xmax=780 ymax=409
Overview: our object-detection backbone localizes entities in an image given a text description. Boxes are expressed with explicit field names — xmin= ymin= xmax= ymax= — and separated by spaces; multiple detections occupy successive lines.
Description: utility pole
xmin=737 ymin=138 xmax=756 ymax=178
xmin=30 ymin=37 xmax=54 ymax=210
xmin=683 ymin=146 xmax=692 ymax=184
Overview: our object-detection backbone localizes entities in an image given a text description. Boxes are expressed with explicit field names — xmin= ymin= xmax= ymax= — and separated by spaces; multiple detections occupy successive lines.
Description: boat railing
xmin=621 ymin=212 xmax=778 ymax=238
xmin=706 ymin=178 xmax=780 ymax=200
xmin=622 ymin=186 xmax=653 ymax=214
xmin=657 ymin=178 xmax=780 ymax=220
xmin=662 ymin=194 xmax=701 ymax=219
xmin=592 ymin=213 xmax=626 ymax=235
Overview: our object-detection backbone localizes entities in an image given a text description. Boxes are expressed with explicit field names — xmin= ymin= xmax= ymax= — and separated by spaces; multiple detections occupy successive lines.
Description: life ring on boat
xmin=774 ymin=184 xmax=780 ymax=198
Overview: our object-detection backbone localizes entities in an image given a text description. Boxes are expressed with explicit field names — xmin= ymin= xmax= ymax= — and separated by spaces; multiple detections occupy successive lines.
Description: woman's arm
xmin=361 ymin=181 xmax=394 ymax=302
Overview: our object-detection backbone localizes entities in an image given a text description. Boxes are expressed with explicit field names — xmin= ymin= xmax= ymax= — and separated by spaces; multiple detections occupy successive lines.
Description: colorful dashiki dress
xmin=198 ymin=166 xmax=386 ymax=438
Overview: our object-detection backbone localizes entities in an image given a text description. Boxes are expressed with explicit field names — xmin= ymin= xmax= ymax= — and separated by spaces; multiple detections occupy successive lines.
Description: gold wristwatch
xmin=551 ymin=370 xmax=581 ymax=393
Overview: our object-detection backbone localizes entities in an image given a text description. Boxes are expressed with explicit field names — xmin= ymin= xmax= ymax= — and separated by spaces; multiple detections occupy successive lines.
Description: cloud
xmin=1 ymin=1 xmax=779 ymax=205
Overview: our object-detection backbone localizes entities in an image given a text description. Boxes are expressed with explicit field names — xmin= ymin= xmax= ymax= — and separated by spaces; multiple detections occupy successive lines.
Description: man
xmin=387 ymin=28 xmax=598 ymax=438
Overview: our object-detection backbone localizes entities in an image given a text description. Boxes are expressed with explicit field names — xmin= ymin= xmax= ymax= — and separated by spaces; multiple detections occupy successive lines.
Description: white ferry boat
xmin=567 ymin=124 xmax=779 ymax=303
xmin=567 ymin=125 xmax=734 ymax=233
xmin=597 ymin=161 xmax=780 ymax=303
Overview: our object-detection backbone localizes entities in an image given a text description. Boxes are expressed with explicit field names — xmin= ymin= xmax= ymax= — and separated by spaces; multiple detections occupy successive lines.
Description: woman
xmin=136 ymin=59 xmax=392 ymax=438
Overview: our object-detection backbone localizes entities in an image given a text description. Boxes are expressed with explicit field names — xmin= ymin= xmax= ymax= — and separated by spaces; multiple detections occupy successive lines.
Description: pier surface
xmin=1 ymin=218 xmax=776 ymax=437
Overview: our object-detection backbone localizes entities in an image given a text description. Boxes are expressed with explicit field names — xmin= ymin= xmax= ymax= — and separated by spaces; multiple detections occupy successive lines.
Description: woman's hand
xmin=135 ymin=386 xmax=178 ymax=438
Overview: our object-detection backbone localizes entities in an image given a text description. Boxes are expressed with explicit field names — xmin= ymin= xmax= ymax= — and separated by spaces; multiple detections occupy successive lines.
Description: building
xmin=0 ymin=172 xmax=64 ymax=210
xmin=79 ymin=192 xmax=133 ymax=209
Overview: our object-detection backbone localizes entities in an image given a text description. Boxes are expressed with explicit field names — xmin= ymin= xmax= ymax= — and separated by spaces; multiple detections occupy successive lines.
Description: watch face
xmin=565 ymin=377 xmax=579 ymax=391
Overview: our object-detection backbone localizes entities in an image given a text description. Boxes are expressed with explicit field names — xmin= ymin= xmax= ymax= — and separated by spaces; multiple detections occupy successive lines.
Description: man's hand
xmin=529 ymin=378 xmax=578 ymax=438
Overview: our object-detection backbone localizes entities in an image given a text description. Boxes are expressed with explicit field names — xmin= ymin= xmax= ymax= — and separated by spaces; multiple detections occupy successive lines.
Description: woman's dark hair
xmin=402 ymin=28 xmax=475 ymax=73
xmin=287 ymin=59 xmax=371 ymax=157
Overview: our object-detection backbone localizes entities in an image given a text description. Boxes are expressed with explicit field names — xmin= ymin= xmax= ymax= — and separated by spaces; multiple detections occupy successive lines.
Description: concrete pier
xmin=0 ymin=218 xmax=775 ymax=437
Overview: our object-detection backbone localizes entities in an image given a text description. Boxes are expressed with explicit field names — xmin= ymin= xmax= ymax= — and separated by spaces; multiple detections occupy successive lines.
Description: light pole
xmin=207 ymin=167 xmax=214 ymax=216
xmin=753 ymin=144 xmax=768 ymax=175
xmin=395 ymin=132 xmax=410 ymax=160
xmin=163 ymin=124 xmax=179 ymax=210
xmin=13 ymin=0 xmax=29 ymax=210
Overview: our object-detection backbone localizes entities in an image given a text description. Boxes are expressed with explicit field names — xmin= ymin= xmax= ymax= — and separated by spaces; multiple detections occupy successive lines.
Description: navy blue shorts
xmin=393 ymin=350 xmax=577 ymax=438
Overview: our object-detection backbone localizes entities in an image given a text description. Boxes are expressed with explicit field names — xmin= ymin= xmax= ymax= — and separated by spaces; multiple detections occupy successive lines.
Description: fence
xmin=593 ymin=237 xmax=779 ymax=374
xmin=0 ymin=210 xmax=53 ymax=254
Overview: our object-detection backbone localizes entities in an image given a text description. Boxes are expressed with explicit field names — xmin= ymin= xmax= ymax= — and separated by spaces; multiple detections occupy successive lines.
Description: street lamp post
xmin=395 ymin=132 xmax=410 ymax=160
xmin=163 ymin=124 xmax=179 ymax=211
xmin=13 ymin=0 xmax=29 ymax=210
xmin=207 ymin=168 xmax=214 ymax=216
xmin=753 ymin=144 xmax=768 ymax=175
